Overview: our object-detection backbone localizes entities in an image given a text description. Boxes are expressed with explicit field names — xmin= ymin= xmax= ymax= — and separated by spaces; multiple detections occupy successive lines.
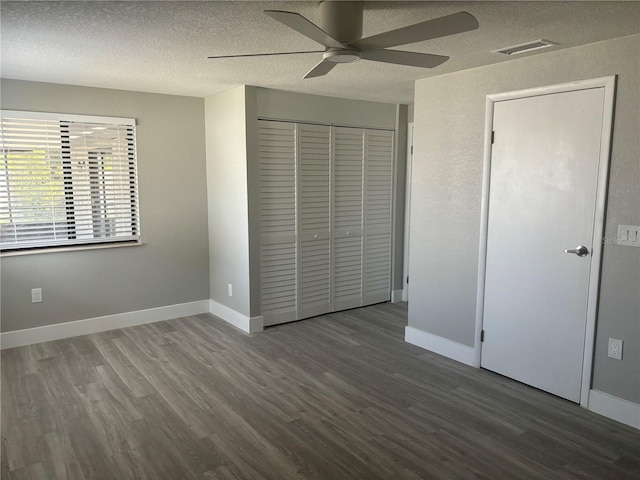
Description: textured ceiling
xmin=1 ymin=1 xmax=639 ymax=104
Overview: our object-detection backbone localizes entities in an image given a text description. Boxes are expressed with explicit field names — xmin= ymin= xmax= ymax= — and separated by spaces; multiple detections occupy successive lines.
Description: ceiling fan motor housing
xmin=319 ymin=1 xmax=364 ymax=44
xmin=323 ymin=48 xmax=361 ymax=63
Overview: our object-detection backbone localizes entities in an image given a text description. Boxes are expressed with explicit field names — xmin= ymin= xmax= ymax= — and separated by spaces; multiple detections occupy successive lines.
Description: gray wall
xmin=245 ymin=87 xmax=261 ymax=318
xmin=204 ymin=86 xmax=251 ymax=316
xmin=409 ymin=35 xmax=640 ymax=403
xmin=0 ymin=79 xmax=210 ymax=332
xmin=255 ymin=87 xmax=397 ymax=129
xmin=393 ymin=105 xmax=409 ymax=293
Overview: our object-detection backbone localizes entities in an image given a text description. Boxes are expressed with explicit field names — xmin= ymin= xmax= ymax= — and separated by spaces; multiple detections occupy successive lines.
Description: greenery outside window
xmin=0 ymin=111 xmax=140 ymax=251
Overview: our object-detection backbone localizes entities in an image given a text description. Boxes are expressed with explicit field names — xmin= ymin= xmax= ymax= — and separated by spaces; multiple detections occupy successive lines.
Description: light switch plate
xmin=31 ymin=288 xmax=42 ymax=303
xmin=617 ymin=225 xmax=639 ymax=247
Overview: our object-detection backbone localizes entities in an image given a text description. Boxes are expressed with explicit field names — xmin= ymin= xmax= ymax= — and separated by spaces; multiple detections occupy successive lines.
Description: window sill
xmin=0 ymin=241 xmax=143 ymax=257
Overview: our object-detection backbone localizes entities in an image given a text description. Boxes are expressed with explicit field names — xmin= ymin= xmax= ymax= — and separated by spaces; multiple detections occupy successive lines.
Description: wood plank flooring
xmin=2 ymin=302 xmax=639 ymax=479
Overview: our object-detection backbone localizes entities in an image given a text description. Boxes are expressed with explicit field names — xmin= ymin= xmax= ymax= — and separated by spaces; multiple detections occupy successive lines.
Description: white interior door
xmin=297 ymin=123 xmax=331 ymax=319
xmin=332 ymin=126 xmax=364 ymax=311
xmin=363 ymin=129 xmax=394 ymax=305
xmin=258 ymin=120 xmax=298 ymax=326
xmin=259 ymin=121 xmax=396 ymax=324
xmin=481 ymin=87 xmax=607 ymax=403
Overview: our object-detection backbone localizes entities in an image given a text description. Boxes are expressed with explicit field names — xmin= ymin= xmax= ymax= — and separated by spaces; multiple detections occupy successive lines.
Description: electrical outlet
xmin=617 ymin=225 xmax=640 ymax=247
xmin=608 ymin=338 xmax=623 ymax=360
xmin=227 ymin=283 xmax=233 ymax=297
xmin=31 ymin=288 xmax=42 ymax=303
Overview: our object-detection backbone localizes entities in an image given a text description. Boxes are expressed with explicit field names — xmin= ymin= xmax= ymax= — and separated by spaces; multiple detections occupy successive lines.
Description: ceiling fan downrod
xmin=318 ymin=1 xmax=364 ymax=44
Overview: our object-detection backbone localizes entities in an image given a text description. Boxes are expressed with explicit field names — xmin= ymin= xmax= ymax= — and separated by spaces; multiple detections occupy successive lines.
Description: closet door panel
xmin=258 ymin=120 xmax=297 ymax=326
xmin=298 ymin=123 xmax=331 ymax=319
xmin=363 ymin=129 xmax=394 ymax=305
xmin=332 ymin=127 xmax=364 ymax=311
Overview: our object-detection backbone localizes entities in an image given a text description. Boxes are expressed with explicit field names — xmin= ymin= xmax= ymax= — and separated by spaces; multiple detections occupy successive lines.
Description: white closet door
xmin=297 ymin=123 xmax=331 ymax=319
xmin=332 ymin=127 xmax=364 ymax=311
xmin=363 ymin=129 xmax=394 ymax=304
xmin=258 ymin=120 xmax=297 ymax=326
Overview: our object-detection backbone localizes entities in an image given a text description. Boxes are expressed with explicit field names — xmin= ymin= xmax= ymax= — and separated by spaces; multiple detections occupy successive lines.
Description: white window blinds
xmin=0 ymin=110 xmax=140 ymax=251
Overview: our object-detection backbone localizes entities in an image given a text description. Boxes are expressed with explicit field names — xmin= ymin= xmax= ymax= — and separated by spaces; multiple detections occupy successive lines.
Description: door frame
xmin=402 ymin=122 xmax=413 ymax=302
xmin=474 ymin=76 xmax=616 ymax=407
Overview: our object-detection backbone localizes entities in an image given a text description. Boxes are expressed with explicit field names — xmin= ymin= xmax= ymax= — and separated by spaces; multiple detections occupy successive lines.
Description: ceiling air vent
xmin=493 ymin=39 xmax=557 ymax=56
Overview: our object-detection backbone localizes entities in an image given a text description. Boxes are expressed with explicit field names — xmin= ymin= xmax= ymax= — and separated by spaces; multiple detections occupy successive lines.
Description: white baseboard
xmin=402 ymin=287 xmax=408 ymax=302
xmin=405 ymin=326 xmax=476 ymax=366
xmin=588 ymin=389 xmax=640 ymax=430
xmin=391 ymin=289 xmax=404 ymax=303
xmin=209 ymin=299 xmax=264 ymax=334
xmin=0 ymin=300 xmax=210 ymax=349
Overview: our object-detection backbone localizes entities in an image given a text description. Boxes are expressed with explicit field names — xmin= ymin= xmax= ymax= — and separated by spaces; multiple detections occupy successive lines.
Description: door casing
xmin=403 ymin=122 xmax=413 ymax=302
xmin=474 ymin=76 xmax=616 ymax=408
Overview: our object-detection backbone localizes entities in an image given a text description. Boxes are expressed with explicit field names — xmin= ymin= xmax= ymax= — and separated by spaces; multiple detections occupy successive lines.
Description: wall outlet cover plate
xmin=607 ymin=338 xmax=623 ymax=360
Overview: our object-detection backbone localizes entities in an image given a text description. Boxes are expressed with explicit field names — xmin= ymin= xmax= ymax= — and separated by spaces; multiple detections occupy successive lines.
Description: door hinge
xmin=481 ymin=330 xmax=485 ymax=342
xmin=406 ymin=275 xmax=409 ymax=284
xmin=410 ymin=145 xmax=413 ymax=155
xmin=491 ymin=131 xmax=495 ymax=144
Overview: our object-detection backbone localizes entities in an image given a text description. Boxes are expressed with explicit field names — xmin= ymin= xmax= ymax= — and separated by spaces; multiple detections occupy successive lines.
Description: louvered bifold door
xmin=331 ymin=127 xmax=364 ymax=311
xmin=258 ymin=120 xmax=298 ymax=326
xmin=297 ymin=123 xmax=332 ymax=319
xmin=363 ymin=129 xmax=394 ymax=305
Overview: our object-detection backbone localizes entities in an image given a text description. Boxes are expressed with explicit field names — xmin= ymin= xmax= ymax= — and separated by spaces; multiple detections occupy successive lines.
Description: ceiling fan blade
xmin=360 ymin=49 xmax=449 ymax=68
xmin=303 ymin=59 xmax=337 ymax=79
xmin=208 ymin=50 xmax=324 ymax=59
xmin=351 ymin=11 xmax=479 ymax=50
xmin=265 ymin=10 xmax=346 ymax=49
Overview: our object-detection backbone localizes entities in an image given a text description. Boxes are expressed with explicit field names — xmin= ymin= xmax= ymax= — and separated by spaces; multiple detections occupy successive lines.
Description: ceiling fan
xmin=208 ymin=1 xmax=479 ymax=79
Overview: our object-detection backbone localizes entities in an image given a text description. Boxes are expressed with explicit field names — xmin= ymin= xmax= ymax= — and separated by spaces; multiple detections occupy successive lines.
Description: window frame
xmin=0 ymin=110 xmax=141 ymax=254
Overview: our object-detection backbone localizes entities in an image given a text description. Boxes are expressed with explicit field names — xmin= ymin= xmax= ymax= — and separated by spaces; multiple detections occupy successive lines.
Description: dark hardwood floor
xmin=2 ymin=302 xmax=639 ymax=479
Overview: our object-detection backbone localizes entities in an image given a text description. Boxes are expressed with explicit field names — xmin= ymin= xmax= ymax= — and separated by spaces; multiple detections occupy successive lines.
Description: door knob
xmin=564 ymin=245 xmax=589 ymax=257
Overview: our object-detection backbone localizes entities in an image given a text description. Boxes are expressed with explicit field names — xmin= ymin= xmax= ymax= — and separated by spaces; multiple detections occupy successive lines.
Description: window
xmin=0 ymin=111 xmax=140 ymax=251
